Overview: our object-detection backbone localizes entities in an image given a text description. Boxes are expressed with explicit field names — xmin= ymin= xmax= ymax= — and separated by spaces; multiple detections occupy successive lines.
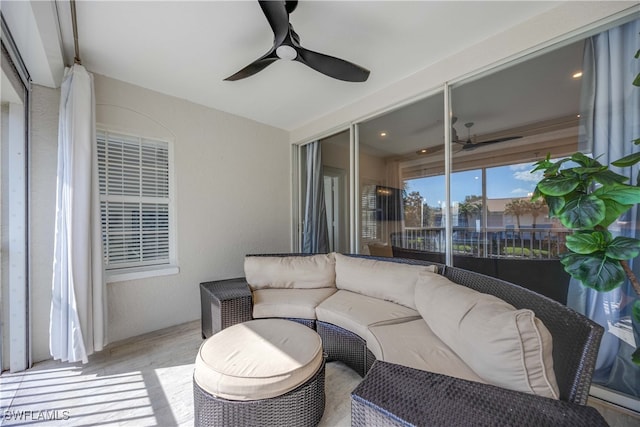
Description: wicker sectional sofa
xmin=199 ymin=253 xmax=607 ymax=425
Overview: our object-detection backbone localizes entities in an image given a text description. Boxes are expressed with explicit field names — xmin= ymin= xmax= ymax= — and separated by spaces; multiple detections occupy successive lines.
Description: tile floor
xmin=0 ymin=321 xmax=360 ymax=426
xmin=1 ymin=320 xmax=637 ymax=426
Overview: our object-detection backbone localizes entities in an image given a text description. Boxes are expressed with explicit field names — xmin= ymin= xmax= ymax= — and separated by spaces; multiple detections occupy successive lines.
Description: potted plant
xmin=531 ymin=47 xmax=640 ymax=364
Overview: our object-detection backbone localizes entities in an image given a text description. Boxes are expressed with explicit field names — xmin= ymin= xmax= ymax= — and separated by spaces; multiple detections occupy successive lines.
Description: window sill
xmin=106 ymin=264 xmax=180 ymax=283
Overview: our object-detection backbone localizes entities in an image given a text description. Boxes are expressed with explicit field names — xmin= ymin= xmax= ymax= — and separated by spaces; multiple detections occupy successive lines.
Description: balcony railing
xmin=390 ymin=226 xmax=570 ymax=259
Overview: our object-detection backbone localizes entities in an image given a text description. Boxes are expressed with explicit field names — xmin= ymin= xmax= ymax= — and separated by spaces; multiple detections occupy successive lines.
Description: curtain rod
xmin=71 ymin=0 xmax=81 ymax=65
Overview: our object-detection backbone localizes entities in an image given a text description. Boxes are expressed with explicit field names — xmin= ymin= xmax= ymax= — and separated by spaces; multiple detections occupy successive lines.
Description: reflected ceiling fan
xmin=225 ymin=0 xmax=370 ymax=82
xmin=453 ymin=121 xmax=522 ymax=151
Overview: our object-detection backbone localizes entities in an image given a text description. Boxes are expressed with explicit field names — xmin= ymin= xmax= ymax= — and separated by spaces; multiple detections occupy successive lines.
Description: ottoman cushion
xmin=194 ymin=319 xmax=323 ymax=401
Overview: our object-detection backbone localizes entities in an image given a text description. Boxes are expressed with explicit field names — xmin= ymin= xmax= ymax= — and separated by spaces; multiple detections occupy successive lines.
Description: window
xmin=97 ymin=130 xmax=175 ymax=276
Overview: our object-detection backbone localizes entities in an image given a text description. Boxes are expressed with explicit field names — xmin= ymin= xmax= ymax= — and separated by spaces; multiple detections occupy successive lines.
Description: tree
xmin=403 ymin=191 xmax=424 ymax=227
xmin=529 ymin=199 xmax=549 ymax=228
xmin=504 ymin=198 xmax=530 ymax=229
xmin=422 ymin=203 xmax=434 ymax=227
xmin=458 ymin=195 xmax=482 ymax=227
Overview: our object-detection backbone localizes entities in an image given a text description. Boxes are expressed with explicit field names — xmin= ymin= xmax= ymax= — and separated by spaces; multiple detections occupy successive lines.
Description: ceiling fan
xmin=224 ymin=1 xmax=370 ymax=82
xmin=454 ymin=121 xmax=522 ymax=151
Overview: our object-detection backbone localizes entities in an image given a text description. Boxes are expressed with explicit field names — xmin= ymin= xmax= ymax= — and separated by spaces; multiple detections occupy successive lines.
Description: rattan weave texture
xmin=194 ymin=359 xmax=325 ymax=427
xmin=284 ymin=317 xmax=316 ymax=329
xmin=200 ymin=279 xmax=253 ymax=338
xmin=317 ymin=321 xmax=371 ymax=377
xmin=351 ymin=361 xmax=608 ymax=427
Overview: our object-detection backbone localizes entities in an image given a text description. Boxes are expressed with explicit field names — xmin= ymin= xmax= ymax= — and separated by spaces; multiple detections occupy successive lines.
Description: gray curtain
xmin=569 ymin=19 xmax=640 ymax=397
xmin=303 ymin=141 xmax=329 ymax=253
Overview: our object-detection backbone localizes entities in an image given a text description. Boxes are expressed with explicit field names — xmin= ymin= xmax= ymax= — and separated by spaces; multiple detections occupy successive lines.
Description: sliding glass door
xmin=297 ymin=130 xmax=351 ymax=254
xmin=357 ymin=92 xmax=445 ymax=257
xmin=294 ymin=16 xmax=639 ymax=410
xmin=1 ymin=19 xmax=31 ymax=372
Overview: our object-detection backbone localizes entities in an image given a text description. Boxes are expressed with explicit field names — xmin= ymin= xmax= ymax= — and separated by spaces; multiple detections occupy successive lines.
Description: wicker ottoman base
xmin=194 ymin=359 xmax=326 ymax=427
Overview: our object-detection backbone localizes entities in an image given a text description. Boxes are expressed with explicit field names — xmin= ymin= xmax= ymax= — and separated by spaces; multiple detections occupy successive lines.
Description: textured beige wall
xmin=94 ymin=74 xmax=290 ymax=345
xmin=29 ymin=85 xmax=60 ymax=363
xmin=29 ymin=76 xmax=290 ymax=361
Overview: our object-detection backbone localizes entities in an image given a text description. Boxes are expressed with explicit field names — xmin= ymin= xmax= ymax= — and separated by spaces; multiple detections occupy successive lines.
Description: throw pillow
xmin=414 ymin=271 xmax=560 ymax=399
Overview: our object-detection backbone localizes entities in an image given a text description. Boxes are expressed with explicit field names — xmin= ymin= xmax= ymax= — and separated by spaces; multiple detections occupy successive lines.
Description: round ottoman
xmin=193 ymin=319 xmax=325 ymax=426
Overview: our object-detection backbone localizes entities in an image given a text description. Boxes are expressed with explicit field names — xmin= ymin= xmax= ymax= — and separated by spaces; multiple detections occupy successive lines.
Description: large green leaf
xmin=599 ymin=199 xmax=632 ymax=229
xmin=559 ymin=194 xmax=605 ymax=229
xmin=571 ymin=152 xmax=599 ymax=167
xmin=544 ymin=195 xmax=565 ymax=217
xmin=612 ymin=152 xmax=640 ymax=167
xmin=565 ymin=232 xmax=606 ymax=254
xmin=593 ymin=169 xmax=630 ymax=186
xmin=560 ymin=253 xmax=625 ymax=291
xmin=633 ymin=300 xmax=640 ymax=324
xmin=605 ymin=237 xmax=640 ymax=260
xmin=573 ymin=166 xmax=607 ymax=176
xmin=593 ymin=184 xmax=640 ymax=205
xmin=538 ymin=175 xmax=580 ymax=197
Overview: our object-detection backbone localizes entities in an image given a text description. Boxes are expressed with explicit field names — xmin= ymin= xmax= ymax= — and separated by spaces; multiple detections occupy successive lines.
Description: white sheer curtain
xmin=50 ymin=64 xmax=106 ymax=364
xmin=569 ymin=19 xmax=640 ymax=397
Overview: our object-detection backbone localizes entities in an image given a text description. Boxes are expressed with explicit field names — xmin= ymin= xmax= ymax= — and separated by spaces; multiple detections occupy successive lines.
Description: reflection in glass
xmin=358 ymin=92 xmax=445 ymax=256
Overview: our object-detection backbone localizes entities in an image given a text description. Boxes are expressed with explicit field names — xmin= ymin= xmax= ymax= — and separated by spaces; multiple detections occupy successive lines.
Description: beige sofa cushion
xmin=245 ymin=254 xmax=336 ymax=290
xmin=194 ymin=319 xmax=323 ymax=401
xmin=334 ymin=253 xmax=437 ymax=309
xmin=316 ymin=289 xmax=420 ymax=353
xmin=368 ymin=318 xmax=485 ymax=384
xmin=415 ymin=271 xmax=560 ymax=399
xmin=252 ymin=288 xmax=337 ymax=320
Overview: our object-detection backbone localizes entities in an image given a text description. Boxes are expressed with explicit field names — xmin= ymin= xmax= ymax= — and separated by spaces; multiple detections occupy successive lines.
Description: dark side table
xmin=199 ymin=278 xmax=253 ymax=338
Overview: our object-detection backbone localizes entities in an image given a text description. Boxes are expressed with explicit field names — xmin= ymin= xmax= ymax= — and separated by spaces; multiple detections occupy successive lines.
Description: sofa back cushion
xmin=334 ymin=253 xmax=437 ymax=309
xmin=245 ymin=254 xmax=336 ymax=290
xmin=414 ymin=271 xmax=560 ymax=399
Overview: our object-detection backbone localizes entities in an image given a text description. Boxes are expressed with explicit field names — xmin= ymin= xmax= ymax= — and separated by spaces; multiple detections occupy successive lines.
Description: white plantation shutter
xmin=97 ymin=130 xmax=171 ymax=269
xmin=361 ymin=184 xmax=377 ymax=240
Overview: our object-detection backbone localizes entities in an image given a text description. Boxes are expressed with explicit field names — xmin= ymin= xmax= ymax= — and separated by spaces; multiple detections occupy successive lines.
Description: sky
xmin=405 ymin=161 xmax=545 ymax=207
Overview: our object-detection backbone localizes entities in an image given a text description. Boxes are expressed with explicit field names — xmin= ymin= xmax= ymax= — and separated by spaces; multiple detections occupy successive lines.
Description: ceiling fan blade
xmin=461 ymin=142 xmax=479 ymax=150
xmin=285 ymin=0 xmax=298 ymax=14
xmin=259 ymin=1 xmax=290 ymax=46
xmin=461 ymin=135 xmax=523 ymax=150
xmin=224 ymin=50 xmax=278 ymax=81
xmin=296 ymin=48 xmax=370 ymax=82
xmin=479 ymin=136 xmax=523 ymax=144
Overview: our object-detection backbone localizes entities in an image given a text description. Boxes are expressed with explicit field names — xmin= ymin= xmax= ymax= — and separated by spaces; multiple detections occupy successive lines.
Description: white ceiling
xmin=357 ymin=39 xmax=585 ymax=155
xmin=51 ymin=0 xmax=565 ymax=131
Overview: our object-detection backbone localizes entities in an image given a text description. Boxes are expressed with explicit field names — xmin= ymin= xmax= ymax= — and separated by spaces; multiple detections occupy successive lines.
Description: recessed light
xmin=380 ymin=132 xmax=387 ymax=137
xmin=577 ymin=114 xmax=581 ymax=118
xmin=572 ymin=71 xmax=583 ymax=79
xmin=417 ymin=149 xmax=428 ymax=154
